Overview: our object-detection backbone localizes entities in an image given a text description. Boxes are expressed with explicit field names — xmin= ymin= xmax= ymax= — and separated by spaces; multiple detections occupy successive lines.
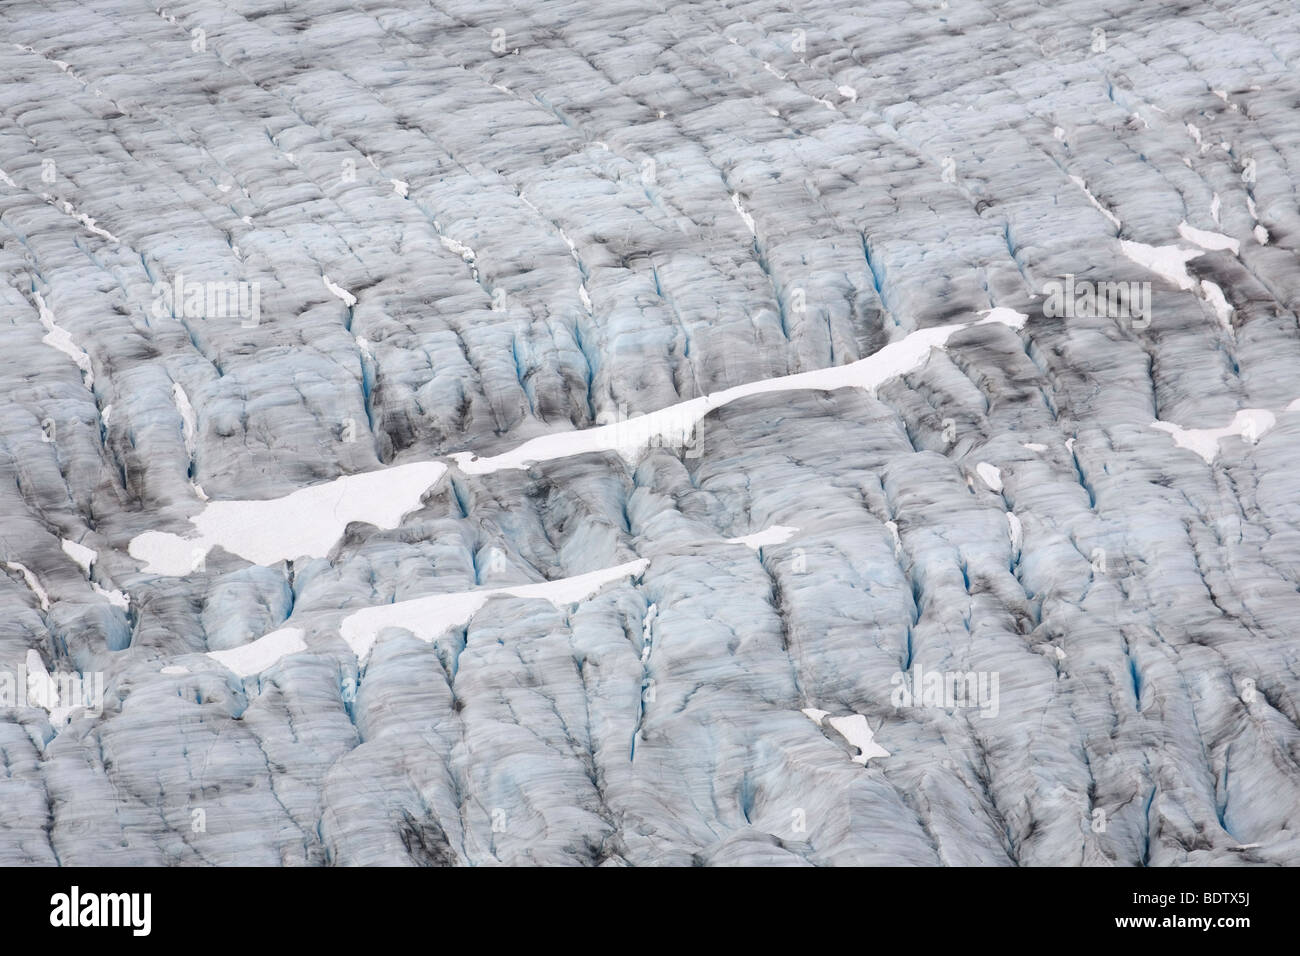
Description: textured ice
xmin=2 ymin=0 xmax=1300 ymax=868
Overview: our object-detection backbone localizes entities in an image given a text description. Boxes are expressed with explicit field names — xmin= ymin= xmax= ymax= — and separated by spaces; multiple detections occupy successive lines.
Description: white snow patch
xmin=61 ymin=539 xmax=124 ymax=606
xmin=1210 ymin=193 xmax=1221 ymax=224
xmin=1119 ymin=240 xmax=1202 ymax=291
xmin=172 ymin=383 xmax=197 ymax=458
xmin=1070 ymin=175 xmax=1122 ymax=228
xmin=172 ymin=383 xmax=206 ymax=500
xmin=1022 ymin=442 xmax=1048 ymax=452
xmin=802 ymin=708 xmax=830 ymax=725
xmin=838 ymin=85 xmax=858 ymax=102
xmin=1120 ymin=238 xmax=1231 ymax=325
xmin=340 ymin=559 xmax=649 ymax=661
xmin=1178 ymin=221 xmax=1239 ymax=254
xmin=976 ymin=462 xmax=1003 ymax=492
xmin=25 ymin=650 xmax=79 ymax=727
xmin=978 ymin=306 xmax=1029 ymax=331
xmin=439 ymin=234 xmax=476 ymax=262
xmin=727 ymin=525 xmax=798 ymax=550
xmin=160 ymin=665 xmax=190 ymax=675
xmin=391 ymin=179 xmax=408 ymax=197
xmin=1254 ymin=224 xmax=1269 ymax=245
xmin=61 ymin=201 xmax=119 ymax=243
xmin=7 ymin=562 xmax=49 ymax=611
xmin=640 ymin=603 xmax=657 ymax=662
xmin=827 ymin=714 xmax=889 ymax=765
xmin=92 ymin=583 xmax=130 ymax=609
xmin=322 ymin=275 xmax=357 ymax=307
xmin=552 ymin=223 xmax=581 ymax=264
xmin=128 ymin=461 xmax=446 ymax=575
xmin=208 ymin=627 xmax=306 ymax=678
xmin=730 ymin=193 xmax=756 ymax=235
xmin=1150 ymin=409 xmax=1277 ymax=462
xmin=61 ymin=539 xmax=96 ymax=574
xmin=1007 ymin=512 xmax=1023 ymax=551
xmin=0 ymin=167 xmax=15 ymax=187
xmin=884 ymin=520 xmax=903 ymax=558
xmin=34 ymin=291 xmax=94 ymax=388
xmin=1200 ymin=280 xmax=1233 ymax=329
xmin=449 ymin=308 xmax=1027 ymax=474
xmin=438 ymin=230 xmax=481 ymax=282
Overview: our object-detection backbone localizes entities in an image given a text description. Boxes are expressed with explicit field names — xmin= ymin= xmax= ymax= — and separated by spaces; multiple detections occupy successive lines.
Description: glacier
xmin=0 ymin=0 xmax=1299 ymax=867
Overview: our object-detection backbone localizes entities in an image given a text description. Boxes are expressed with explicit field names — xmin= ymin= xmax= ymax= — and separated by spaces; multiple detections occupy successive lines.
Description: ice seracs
xmin=450 ymin=308 xmax=1027 ymax=475
xmin=12 ymin=0 xmax=1299 ymax=867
